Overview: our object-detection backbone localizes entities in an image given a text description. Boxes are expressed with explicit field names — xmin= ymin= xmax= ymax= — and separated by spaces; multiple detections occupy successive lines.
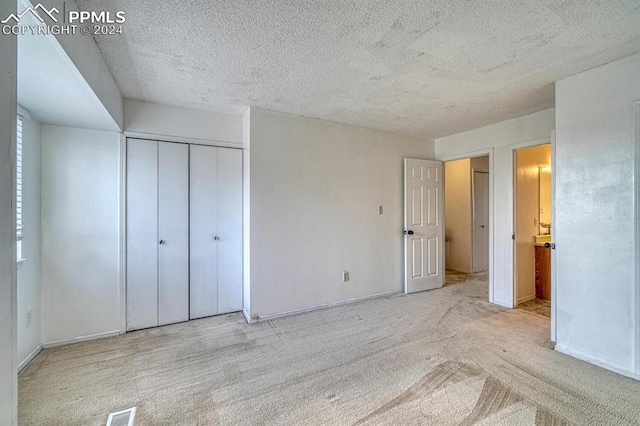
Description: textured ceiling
xmin=76 ymin=0 xmax=640 ymax=138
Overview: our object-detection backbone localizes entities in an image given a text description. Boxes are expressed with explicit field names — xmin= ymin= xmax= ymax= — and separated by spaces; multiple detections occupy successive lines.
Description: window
xmin=16 ymin=114 xmax=24 ymax=262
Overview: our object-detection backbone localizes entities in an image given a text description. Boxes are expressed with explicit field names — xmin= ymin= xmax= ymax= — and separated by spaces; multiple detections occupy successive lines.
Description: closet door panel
xmin=126 ymin=139 xmax=158 ymax=331
xmin=217 ymin=148 xmax=243 ymax=314
xmin=189 ymin=145 xmax=219 ymax=319
xmin=158 ymin=142 xmax=189 ymax=325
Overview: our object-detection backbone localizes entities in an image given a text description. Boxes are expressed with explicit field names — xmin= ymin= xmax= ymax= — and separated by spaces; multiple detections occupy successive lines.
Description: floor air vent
xmin=106 ymin=407 xmax=136 ymax=426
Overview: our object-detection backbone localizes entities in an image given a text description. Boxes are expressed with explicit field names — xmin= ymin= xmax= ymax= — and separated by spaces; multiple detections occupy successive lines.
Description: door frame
xmin=471 ymin=170 xmax=489 ymax=273
xmin=509 ymin=137 xmax=556 ymax=340
xmin=122 ymin=136 xmax=245 ymax=332
xmin=439 ymin=148 xmax=495 ymax=303
xmin=633 ymin=102 xmax=640 ymax=379
xmin=508 ymin=138 xmax=554 ymax=309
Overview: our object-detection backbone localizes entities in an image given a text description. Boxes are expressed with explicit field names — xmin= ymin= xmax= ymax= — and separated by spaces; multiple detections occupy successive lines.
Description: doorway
xmin=513 ymin=144 xmax=552 ymax=318
xmin=443 ymin=155 xmax=490 ymax=290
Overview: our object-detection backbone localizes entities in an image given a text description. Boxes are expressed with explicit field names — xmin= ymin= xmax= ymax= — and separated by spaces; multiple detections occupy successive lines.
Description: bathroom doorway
xmin=514 ymin=144 xmax=552 ymax=318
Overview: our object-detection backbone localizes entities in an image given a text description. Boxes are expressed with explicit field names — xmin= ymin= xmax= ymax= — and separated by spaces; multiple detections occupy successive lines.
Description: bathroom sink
xmin=534 ymin=235 xmax=551 ymax=244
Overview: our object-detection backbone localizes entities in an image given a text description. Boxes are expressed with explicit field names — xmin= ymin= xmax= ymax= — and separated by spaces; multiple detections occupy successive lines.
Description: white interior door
xmin=404 ymin=158 xmax=444 ymax=293
xmin=189 ymin=145 xmax=219 ymax=319
xmin=126 ymin=139 xmax=159 ymax=331
xmin=472 ymin=171 xmax=490 ymax=273
xmin=217 ymin=147 xmax=243 ymax=314
xmin=158 ymin=141 xmax=189 ymax=325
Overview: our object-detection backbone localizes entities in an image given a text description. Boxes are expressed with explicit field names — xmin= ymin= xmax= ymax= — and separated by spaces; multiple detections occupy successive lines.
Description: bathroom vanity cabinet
xmin=534 ymin=244 xmax=551 ymax=300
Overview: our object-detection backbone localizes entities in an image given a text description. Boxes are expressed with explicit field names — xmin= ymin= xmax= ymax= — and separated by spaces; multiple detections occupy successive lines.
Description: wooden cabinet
xmin=534 ymin=245 xmax=551 ymax=300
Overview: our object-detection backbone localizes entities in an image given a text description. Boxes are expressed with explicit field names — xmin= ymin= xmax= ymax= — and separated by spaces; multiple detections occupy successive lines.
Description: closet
xmin=126 ymin=139 xmax=242 ymax=331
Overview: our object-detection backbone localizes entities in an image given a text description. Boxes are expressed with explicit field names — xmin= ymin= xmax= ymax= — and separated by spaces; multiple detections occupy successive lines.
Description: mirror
xmin=538 ymin=165 xmax=551 ymax=235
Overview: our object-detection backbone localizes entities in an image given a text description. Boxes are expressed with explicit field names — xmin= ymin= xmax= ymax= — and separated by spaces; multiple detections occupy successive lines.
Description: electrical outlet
xmin=378 ymin=205 xmax=383 ymax=215
xmin=25 ymin=310 xmax=32 ymax=327
xmin=343 ymin=270 xmax=350 ymax=282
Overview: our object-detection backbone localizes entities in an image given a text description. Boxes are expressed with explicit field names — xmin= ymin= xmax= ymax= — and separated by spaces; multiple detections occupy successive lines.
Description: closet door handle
xmin=159 ymin=240 xmax=166 ymax=245
xmin=213 ymin=236 xmax=220 ymax=241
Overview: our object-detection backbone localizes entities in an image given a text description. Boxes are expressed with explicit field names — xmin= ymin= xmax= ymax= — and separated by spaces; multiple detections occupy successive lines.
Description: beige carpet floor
xmin=19 ymin=273 xmax=640 ymax=425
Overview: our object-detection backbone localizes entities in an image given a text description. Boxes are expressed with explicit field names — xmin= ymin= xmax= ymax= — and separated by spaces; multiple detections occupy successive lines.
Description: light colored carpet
xmin=19 ymin=273 xmax=640 ymax=425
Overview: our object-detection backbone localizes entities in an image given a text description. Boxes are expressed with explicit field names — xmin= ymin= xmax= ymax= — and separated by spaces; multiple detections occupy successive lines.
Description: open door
xmin=404 ymin=158 xmax=444 ymax=293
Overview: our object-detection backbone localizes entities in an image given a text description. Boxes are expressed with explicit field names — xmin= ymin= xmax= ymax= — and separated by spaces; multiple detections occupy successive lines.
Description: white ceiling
xmin=76 ymin=0 xmax=640 ymax=138
xmin=18 ymin=19 xmax=120 ymax=132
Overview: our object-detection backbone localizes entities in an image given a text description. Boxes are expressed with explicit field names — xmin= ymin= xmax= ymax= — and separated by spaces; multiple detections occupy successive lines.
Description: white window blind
xmin=16 ymin=115 xmax=23 ymax=261
xmin=16 ymin=115 xmax=23 ymax=236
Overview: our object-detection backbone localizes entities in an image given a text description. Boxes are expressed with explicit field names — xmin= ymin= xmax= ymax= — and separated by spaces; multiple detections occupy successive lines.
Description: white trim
xmin=634 ymin=101 xmax=640 ymax=378
xmin=123 ymin=131 xmax=242 ymax=149
xmin=17 ymin=344 xmax=42 ymax=373
xmin=119 ymin=134 xmax=127 ymax=334
xmin=242 ymin=309 xmax=251 ymax=324
xmin=550 ymin=129 xmax=557 ymax=343
xmin=251 ymin=290 xmax=402 ymax=323
xmin=439 ymin=148 xmax=493 ymax=163
xmin=437 ymin=148 xmax=496 ymax=305
xmin=517 ymin=294 xmax=536 ymax=304
xmin=16 ymin=104 xmax=31 ymax=120
xmin=42 ymin=330 xmax=120 ymax=348
xmin=555 ymin=344 xmax=635 ymax=379
xmin=446 ymin=266 xmax=473 ymax=274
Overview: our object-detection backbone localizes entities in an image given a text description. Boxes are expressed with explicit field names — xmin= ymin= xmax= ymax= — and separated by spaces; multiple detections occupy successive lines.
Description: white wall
xmin=0 ymin=0 xmax=17 ymax=419
xmin=31 ymin=0 xmax=123 ymax=129
xmin=555 ymin=52 xmax=640 ymax=376
xmin=445 ymin=158 xmax=472 ymax=272
xmin=435 ymin=108 xmax=555 ymax=307
xmin=124 ymin=99 xmax=243 ymax=146
xmin=17 ymin=115 xmax=42 ymax=368
xmin=40 ymin=125 xmax=122 ymax=345
xmin=246 ymin=108 xmax=433 ymax=319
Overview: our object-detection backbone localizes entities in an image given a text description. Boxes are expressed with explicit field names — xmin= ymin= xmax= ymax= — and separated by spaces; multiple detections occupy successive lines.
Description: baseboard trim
xmin=555 ymin=344 xmax=636 ymax=380
xmin=517 ymin=294 xmax=536 ymax=304
xmin=446 ymin=267 xmax=473 ymax=274
xmin=18 ymin=344 xmax=42 ymax=373
xmin=42 ymin=330 xmax=121 ymax=349
xmin=492 ymin=300 xmax=514 ymax=309
xmin=254 ymin=290 xmax=402 ymax=322
xmin=242 ymin=309 xmax=252 ymax=324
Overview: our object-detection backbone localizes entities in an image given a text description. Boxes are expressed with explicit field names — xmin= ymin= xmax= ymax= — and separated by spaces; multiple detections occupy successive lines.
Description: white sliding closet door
xmin=217 ymin=148 xmax=243 ymax=314
xmin=189 ymin=145 xmax=219 ymax=319
xmin=158 ymin=141 xmax=189 ymax=325
xmin=127 ymin=139 xmax=159 ymax=331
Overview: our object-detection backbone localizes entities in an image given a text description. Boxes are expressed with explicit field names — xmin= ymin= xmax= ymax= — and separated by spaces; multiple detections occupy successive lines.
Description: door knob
xmin=213 ymin=236 xmax=220 ymax=241
xmin=404 ymin=230 xmax=414 ymax=235
xmin=480 ymin=225 xmax=485 ymax=228
xmin=159 ymin=240 xmax=166 ymax=245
